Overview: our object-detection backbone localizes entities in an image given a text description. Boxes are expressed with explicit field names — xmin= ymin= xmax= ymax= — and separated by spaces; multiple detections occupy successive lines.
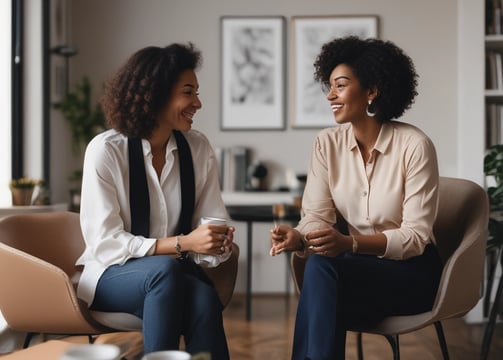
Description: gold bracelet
xmin=352 ymin=235 xmax=358 ymax=254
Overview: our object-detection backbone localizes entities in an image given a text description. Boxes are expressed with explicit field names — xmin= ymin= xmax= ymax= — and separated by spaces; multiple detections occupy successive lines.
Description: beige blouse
xmin=296 ymin=121 xmax=439 ymax=260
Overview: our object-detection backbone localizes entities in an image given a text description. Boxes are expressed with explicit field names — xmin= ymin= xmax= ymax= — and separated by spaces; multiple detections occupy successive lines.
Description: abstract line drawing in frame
xmin=220 ymin=16 xmax=286 ymax=130
xmin=292 ymin=15 xmax=379 ymax=128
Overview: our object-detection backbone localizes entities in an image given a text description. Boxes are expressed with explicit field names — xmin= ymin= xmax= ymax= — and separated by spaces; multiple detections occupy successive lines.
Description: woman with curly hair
xmin=270 ymin=36 xmax=442 ymax=359
xmin=76 ymin=43 xmax=233 ymax=358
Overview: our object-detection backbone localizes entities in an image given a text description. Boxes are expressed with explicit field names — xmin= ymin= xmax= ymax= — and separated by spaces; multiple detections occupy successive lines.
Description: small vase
xmin=10 ymin=187 xmax=34 ymax=206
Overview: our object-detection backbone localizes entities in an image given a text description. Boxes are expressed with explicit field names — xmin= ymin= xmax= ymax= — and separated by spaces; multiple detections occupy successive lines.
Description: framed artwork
xmin=292 ymin=15 xmax=379 ymax=128
xmin=220 ymin=16 xmax=286 ymax=130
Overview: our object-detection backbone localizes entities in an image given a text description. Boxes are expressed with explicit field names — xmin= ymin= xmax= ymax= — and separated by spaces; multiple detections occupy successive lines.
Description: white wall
xmin=64 ymin=0 xmax=460 ymax=194
xmin=457 ymin=0 xmax=485 ymax=186
xmin=59 ymin=0 xmax=463 ymax=293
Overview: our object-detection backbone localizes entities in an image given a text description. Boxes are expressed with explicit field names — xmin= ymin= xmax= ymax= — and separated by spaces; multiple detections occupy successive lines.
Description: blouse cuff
xmin=381 ymin=231 xmax=403 ymax=260
xmin=146 ymin=241 xmax=156 ymax=256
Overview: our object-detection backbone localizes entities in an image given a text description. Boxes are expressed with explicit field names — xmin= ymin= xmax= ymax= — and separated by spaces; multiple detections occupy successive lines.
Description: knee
xmin=304 ymin=254 xmax=338 ymax=282
xmin=145 ymin=256 xmax=183 ymax=290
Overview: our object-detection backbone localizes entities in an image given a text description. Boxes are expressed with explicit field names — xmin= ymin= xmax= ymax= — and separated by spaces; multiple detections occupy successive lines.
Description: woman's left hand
xmin=304 ymin=227 xmax=351 ymax=257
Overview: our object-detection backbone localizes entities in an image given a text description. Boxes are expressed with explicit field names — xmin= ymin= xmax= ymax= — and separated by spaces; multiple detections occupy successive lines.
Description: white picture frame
xmin=220 ymin=16 xmax=286 ymax=130
xmin=292 ymin=15 xmax=379 ymax=128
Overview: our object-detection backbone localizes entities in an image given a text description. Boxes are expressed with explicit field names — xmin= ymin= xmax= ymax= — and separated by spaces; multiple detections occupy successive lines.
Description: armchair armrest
xmin=0 ymin=243 xmax=105 ymax=334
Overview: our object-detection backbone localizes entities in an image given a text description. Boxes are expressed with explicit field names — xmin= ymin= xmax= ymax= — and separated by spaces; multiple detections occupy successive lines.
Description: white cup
xmin=60 ymin=344 xmax=120 ymax=360
xmin=200 ymin=216 xmax=227 ymax=226
xmin=192 ymin=216 xmax=230 ymax=267
xmin=141 ymin=350 xmax=191 ymax=360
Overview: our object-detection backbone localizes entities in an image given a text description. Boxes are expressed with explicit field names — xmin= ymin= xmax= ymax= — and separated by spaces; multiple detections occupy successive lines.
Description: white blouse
xmin=76 ymin=129 xmax=229 ymax=306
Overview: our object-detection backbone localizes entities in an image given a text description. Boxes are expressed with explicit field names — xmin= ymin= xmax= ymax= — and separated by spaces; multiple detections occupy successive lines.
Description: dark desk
xmin=226 ymin=205 xmax=300 ymax=321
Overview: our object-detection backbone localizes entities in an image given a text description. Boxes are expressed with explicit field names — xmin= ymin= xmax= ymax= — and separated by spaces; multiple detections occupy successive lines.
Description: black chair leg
xmin=22 ymin=332 xmax=35 ymax=348
xmin=384 ymin=334 xmax=400 ymax=360
xmin=481 ymin=269 xmax=503 ymax=360
xmin=434 ymin=321 xmax=450 ymax=360
xmin=357 ymin=332 xmax=364 ymax=360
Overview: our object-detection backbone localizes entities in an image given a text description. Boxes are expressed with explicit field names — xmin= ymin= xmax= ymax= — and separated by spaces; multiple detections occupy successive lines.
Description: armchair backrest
xmin=431 ymin=177 xmax=489 ymax=319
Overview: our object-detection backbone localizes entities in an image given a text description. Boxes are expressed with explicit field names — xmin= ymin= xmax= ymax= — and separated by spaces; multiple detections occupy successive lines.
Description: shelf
xmin=485 ymin=89 xmax=503 ymax=100
xmin=486 ymin=34 xmax=503 ymax=49
xmin=486 ymin=31 xmax=503 ymax=147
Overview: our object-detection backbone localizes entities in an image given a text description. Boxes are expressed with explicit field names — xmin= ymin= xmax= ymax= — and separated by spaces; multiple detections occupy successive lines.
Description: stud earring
xmin=366 ymin=100 xmax=376 ymax=117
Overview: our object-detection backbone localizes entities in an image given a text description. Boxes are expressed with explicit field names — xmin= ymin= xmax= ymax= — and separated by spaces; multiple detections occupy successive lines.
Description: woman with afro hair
xmin=270 ymin=36 xmax=442 ymax=359
xmin=75 ymin=43 xmax=233 ymax=358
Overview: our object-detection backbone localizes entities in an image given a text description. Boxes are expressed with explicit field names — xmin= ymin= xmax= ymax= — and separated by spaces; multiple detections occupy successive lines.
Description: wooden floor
xmin=1 ymin=294 xmax=502 ymax=359
xmin=223 ymin=294 xmax=503 ymax=360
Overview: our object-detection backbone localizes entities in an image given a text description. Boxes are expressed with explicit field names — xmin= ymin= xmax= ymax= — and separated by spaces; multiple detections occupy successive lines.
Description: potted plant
xmin=55 ymin=76 xmax=106 ymax=210
xmin=483 ymin=144 xmax=503 ymax=318
xmin=9 ymin=177 xmax=42 ymax=206
xmin=484 ymin=144 xmax=503 ymax=249
xmin=55 ymin=76 xmax=106 ymax=153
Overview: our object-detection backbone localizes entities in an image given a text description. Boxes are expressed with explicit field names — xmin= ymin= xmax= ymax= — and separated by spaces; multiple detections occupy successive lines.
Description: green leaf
xmin=55 ymin=76 xmax=106 ymax=154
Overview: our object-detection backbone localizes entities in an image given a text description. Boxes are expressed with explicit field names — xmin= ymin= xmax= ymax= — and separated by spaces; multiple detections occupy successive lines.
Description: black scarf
xmin=128 ymin=131 xmax=214 ymax=287
xmin=128 ymin=130 xmax=195 ymax=239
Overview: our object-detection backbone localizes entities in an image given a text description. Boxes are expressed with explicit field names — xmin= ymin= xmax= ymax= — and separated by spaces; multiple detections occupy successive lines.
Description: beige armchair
xmin=0 ymin=211 xmax=239 ymax=349
xmin=290 ymin=176 xmax=489 ymax=359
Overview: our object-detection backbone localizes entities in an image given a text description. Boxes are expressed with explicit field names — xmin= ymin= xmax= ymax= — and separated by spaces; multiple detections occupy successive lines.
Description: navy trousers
xmin=292 ymin=245 xmax=442 ymax=360
xmin=90 ymin=255 xmax=229 ymax=358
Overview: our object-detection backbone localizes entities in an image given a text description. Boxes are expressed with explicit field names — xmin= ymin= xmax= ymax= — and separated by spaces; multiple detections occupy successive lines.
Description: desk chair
xmin=290 ymin=176 xmax=489 ymax=359
xmin=0 ymin=211 xmax=239 ymax=349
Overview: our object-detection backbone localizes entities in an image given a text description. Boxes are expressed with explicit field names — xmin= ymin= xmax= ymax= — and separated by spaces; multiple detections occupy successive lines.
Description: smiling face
xmin=157 ymin=69 xmax=202 ymax=132
xmin=326 ymin=64 xmax=373 ymax=125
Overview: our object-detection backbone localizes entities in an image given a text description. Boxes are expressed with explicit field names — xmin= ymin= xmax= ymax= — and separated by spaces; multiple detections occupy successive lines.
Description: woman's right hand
xmin=184 ymin=223 xmax=234 ymax=256
xmin=269 ymin=224 xmax=303 ymax=256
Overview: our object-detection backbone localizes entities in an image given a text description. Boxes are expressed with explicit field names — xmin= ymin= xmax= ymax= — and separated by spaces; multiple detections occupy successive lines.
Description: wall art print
xmin=220 ymin=16 xmax=286 ymax=130
xmin=292 ymin=15 xmax=379 ymax=128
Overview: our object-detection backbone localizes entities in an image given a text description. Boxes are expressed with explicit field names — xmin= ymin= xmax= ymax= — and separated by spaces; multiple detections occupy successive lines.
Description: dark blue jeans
xmin=292 ymin=245 xmax=442 ymax=360
xmin=90 ymin=255 xmax=229 ymax=358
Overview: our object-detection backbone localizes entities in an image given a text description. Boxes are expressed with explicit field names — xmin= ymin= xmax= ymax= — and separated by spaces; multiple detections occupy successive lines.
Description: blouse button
xmin=362 ymin=191 xmax=368 ymax=197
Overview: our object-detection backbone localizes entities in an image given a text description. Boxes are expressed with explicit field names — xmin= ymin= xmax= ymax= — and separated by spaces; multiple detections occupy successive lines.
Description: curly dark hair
xmin=313 ymin=36 xmax=418 ymax=122
xmin=101 ymin=43 xmax=202 ymax=138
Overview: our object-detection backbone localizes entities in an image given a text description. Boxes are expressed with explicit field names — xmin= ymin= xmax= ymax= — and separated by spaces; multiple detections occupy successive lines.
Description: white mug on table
xmin=141 ymin=350 xmax=191 ymax=360
xmin=60 ymin=344 xmax=120 ymax=360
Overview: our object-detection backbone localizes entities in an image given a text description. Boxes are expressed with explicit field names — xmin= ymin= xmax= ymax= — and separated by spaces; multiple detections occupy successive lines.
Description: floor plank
xmin=223 ymin=294 xmax=503 ymax=360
